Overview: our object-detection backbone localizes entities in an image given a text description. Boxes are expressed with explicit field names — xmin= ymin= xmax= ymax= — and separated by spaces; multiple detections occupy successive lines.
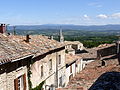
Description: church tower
xmin=59 ymin=28 xmax=64 ymax=42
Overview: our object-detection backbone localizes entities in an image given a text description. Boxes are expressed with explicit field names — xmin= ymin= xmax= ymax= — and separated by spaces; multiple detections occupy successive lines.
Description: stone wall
xmin=30 ymin=49 xmax=66 ymax=89
xmin=65 ymin=59 xmax=83 ymax=86
xmin=0 ymin=58 xmax=29 ymax=90
xmin=97 ymin=45 xmax=117 ymax=59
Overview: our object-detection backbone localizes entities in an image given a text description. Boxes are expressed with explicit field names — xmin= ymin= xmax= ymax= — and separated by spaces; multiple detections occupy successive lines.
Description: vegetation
xmin=27 ymin=60 xmax=45 ymax=90
xmin=64 ymin=36 xmax=119 ymax=48
xmin=28 ymin=69 xmax=32 ymax=90
xmin=32 ymin=81 xmax=45 ymax=90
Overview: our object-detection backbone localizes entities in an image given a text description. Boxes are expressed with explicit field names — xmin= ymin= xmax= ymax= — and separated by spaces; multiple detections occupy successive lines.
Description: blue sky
xmin=0 ymin=0 xmax=120 ymax=25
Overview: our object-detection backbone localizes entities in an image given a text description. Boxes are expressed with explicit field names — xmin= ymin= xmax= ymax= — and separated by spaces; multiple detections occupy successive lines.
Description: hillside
xmin=8 ymin=24 xmax=120 ymax=31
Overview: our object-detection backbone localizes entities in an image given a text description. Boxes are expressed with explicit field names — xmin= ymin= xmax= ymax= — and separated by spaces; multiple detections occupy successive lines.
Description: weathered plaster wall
xmin=0 ymin=60 xmax=29 ymax=90
xmin=30 ymin=49 xmax=66 ymax=89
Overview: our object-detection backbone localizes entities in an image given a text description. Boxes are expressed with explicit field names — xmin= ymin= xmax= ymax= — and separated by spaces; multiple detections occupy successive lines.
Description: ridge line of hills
xmin=8 ymin=24 xmax=120 ymax=31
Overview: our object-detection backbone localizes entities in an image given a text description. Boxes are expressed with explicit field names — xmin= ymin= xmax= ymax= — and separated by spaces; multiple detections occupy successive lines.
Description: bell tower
xmin=59 ymin=28 xmax=64 ymax=42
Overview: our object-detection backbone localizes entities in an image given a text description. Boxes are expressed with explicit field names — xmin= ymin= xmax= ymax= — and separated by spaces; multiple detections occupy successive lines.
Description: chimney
xmin=0 ymin=24 xmax=6 ymax=34
xmin=25 ymin=34 xmax=31 ymax=43
xmin=49 ymin=35 xmax=53 ymax=40
xmin=101 ymin=60 xmax=106 ymax=66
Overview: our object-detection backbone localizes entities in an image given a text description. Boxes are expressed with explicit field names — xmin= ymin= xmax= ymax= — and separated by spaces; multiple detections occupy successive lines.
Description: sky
xmin=0 ymin=0 xmax=120 ymax=25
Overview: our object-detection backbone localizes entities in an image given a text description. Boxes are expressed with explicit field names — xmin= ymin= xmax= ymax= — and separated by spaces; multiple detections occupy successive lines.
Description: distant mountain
xmin=8 ymin=24 xmax=120 ymax=31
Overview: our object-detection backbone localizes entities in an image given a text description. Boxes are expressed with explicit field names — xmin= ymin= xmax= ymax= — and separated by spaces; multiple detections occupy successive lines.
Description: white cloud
xmin=83 ymin=14 xmax=90 ymax=20
xmin=111 ymin=13 xmax=120 ymax=18
xmin=97 ymin=14 xmax=108 ymax=19
xmin=84 ymin=15 xmax=88 ymax=18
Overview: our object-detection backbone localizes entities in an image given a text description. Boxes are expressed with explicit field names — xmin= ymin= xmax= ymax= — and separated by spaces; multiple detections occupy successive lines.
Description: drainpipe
xmin=55 ymin=52 xmax=58 ymax=88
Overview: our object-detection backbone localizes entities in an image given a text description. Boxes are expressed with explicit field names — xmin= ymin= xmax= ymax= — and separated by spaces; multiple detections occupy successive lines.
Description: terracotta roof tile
xmin=97 ymin=43 xmax=116 ymax=50
xmin=66 ymin=54 xmax=82 ymax=64
xmin=0 ymin=34 xmax=65 ymax=64
xmin=64 ymin=41 xmax=83 ymax=45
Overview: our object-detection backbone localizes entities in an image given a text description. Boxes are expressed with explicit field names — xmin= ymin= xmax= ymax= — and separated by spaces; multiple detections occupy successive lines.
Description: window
xmin=58 ymin=55 xmax=61 ymax=64
xmin=18 ymin=76 xmax=24 ymax=90
xmin=70 ymin=66 xmax=72 ymax=73
xmin=59 ymin=76 xmax=62 ymax=87
xmin=49 ymin=59 xmax=52 ymax=71
xmin=14 ymin=74 xmax=26 ymax=90
xmin=41 ymin=65 xmax=43 ymax=77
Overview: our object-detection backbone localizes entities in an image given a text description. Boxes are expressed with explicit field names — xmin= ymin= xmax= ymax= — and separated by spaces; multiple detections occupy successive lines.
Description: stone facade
xmin=30 ymin=48 xmax=66 ymax=89
xmin=97 ymin=44 xmax=117 ymax=59
xmin=65 ymin=58 xmax=83 ymax=86
xmin=0 ymin=57 xmax=31 ymax=90
xmin=64 ymin=41 xmax=84 ymax=54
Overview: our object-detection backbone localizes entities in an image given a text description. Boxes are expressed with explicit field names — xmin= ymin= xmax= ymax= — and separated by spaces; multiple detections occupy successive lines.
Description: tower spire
xmin=59 ymin=27 xmax=64 ymax=42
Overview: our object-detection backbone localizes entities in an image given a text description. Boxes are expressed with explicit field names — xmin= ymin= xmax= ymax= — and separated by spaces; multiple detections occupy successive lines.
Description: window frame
xmin=49 ymin=59 xmax=52 ymax=71
xmin=58 ymin=55 xmax=61 ymax=65
xmin=41 ymin=65 xmax=43 ymax=78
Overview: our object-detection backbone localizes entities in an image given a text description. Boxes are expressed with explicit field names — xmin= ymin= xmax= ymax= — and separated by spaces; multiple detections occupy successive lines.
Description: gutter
xmin=11 ymin=54 xmax=33 ymax=62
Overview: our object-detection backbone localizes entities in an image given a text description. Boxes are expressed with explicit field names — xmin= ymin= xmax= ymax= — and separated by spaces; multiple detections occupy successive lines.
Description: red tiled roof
xmin=97 ymin=43 xmax=116 ymax=50
xmin=67 ymin=58 xmax=120 ymax=89
xmin=64 ymin=41 xmax=83 ymax=45
xmin=0 ymin=34 xmax=65 ymax=64
xmin=66 ymin=54 xmax=82 ymax=64
xmin=77 ymin=48 xmax=97 ymax=59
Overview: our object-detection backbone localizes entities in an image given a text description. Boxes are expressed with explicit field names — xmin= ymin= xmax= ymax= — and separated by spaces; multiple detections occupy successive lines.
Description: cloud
xmin=83 ymin=14 xmax=90 ymax=20
xmin=84 ymin=15 xmax=88 ymax=18
xmin=97 ymin=14 xmax=108 ymax=19
xmin=111 ymin=13 xmax=120 ymax=19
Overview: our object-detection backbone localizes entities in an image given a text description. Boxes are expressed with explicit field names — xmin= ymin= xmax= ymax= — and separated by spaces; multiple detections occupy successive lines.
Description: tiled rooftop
xmin=97 ymin=43 xmax=116 ymax=50
xmin=0 ymin=34 xmax=64 ymax=64
xmin=66 ymin=54 xmax=82 ymax=64
xmin=67 ymin=57 xmax=120 ymax=89
xmin=64 ymin=41 xmax=83 ymax=45
xmin=76 ymin=48 xmax=97 ymax=60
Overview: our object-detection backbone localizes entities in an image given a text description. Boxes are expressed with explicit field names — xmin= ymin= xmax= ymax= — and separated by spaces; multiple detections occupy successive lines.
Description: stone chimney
xmin=25 ymin=34 xmax=31 ymax=43
xmin=48 ymin=35 xmax=53 ymax=40
xmin=0 ymin=24 xmax=6 ymax=34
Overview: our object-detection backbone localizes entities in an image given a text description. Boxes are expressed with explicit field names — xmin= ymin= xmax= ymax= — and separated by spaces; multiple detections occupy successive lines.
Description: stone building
xmin=0 ymin=33 xmax=33 ymax=90
xmin=97 ymin=43 xmax=117 ymax=60
xmin=64 ymin=41 xmax=84 ymax=54
xmin=0 ymin=30 xmax=66 ymax=90
xmin=58 ymin=29 xmax=84 ymax=54
xmin=65 ymin=54 xmax=83 ymax=85
xmin=0 ymin=24 xmax=6 ymax=33
xmin=58 ymin=29 xmax=84 ymax=87
xmin=28 ymin=35 xmax=66 ymax=89
xmin=0 ymin=25 xmax=85 ymax=90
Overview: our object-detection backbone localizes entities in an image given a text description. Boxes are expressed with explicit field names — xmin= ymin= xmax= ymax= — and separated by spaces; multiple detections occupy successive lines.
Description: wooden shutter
xmin=14 ymin=78 xmax=18 ymax=90
xmin=23 ymin=74 xmax=26 ymax=90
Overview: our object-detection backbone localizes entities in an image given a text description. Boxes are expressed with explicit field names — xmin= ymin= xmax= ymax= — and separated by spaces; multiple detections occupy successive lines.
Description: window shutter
xmin=14 ymin=78 xmax=18 ymax=90
xmin=23 ymin=74 xmax=26 ymax=90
